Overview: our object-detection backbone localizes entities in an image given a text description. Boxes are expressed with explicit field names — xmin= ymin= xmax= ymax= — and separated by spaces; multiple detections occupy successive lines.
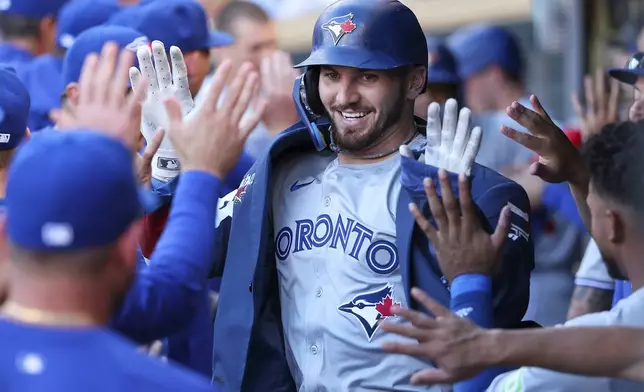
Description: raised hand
xmin=571 ymin=69 xmax=620 ymax=141
xmin=164 ymin=59 xmax=265 ymax=178
xmin=129 ymin=41 xmax=196 ymax=182
xmin=409 ymin=170 xmax=510 ymax=282
xmin=381 ymin=287 xmax=490 ymax=385
xmin=61 ymin=42 xmax=145 ymax=151
xmin=502 ymin=95 xmax=588 ymax=186
xmin=259 ymin=50 xmax=300 ymax=133
xmin=401 ymin=99 xmax=481 ymax=175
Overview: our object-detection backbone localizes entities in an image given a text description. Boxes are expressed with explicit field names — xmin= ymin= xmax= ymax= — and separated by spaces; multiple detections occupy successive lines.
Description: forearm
xmin=451 ymin=275 xmax=500 ymax=392
xmin=111 ymin=171 xmax=220 ymax=342
xmin=485 ymin=327 xmax=644 ymax=381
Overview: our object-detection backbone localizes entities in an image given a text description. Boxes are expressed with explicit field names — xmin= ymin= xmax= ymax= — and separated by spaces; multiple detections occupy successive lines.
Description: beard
xmin=327 ymin=86 xmax=407 ymax=153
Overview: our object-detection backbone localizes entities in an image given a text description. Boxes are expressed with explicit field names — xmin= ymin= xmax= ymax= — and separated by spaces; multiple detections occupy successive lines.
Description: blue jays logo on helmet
xmin=321 ymin=13 xmax=357 ymax=46
xmin=338 ymin=284 xmax=401 ymax=341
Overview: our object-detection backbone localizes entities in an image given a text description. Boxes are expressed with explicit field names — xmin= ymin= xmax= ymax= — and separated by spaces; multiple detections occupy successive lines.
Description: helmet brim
xmin=295 ymin=46 xmax=406 ymax=70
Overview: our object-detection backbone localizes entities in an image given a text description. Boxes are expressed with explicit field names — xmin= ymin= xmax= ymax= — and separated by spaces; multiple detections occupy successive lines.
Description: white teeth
xmin=341 ymin=112 xmax=367 ymax=119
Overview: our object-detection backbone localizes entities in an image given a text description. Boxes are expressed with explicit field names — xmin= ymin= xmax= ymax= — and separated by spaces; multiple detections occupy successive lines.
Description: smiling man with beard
xmin=143 ymin=1 xmax=535 ymax=390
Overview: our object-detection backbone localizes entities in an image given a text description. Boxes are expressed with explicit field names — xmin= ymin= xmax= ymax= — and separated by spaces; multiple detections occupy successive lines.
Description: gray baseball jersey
xmin=271 ymin=143 xmax=446 ymax=392
xmin=575 ymin=239 xmax=615 ymax=291
xmin=486 ymin=287 xmax=644 ymax=391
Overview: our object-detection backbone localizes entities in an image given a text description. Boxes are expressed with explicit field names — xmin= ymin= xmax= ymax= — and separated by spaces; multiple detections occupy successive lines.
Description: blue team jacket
xmin=154 ymin=120 xmax=534 ymax=392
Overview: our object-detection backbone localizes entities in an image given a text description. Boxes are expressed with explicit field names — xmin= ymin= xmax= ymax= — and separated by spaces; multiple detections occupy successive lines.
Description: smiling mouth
xmin=340 ymin=111 xmax=369 ymax=119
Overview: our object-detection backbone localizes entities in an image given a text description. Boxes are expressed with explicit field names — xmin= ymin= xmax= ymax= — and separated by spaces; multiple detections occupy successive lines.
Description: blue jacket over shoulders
xmin=152 ymin=120 xmax=534 ymax=392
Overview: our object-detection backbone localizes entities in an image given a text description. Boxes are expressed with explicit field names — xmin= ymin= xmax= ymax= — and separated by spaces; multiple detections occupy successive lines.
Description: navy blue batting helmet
xmin=292 ymin=0 xmax=428 ymax=151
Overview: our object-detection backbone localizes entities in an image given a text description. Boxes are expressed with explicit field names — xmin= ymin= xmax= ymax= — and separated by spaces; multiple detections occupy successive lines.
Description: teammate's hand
xmin=571 ymin=69 xmax=620 ymax=141
xmin=259 ymin=50 xmax=300 ymax=134
xmin=381 ymin=287 xmax=490 ymax=385
xmin=61 ymin=42 xmax=145 ymax=151
xmin=164 ymin=60 xmax=264 ymax=179
xmin=400 ymin=99 xmax=481 ymax=176
xmin=409 ymin=170 xmax=510 ymax=282
xmin=502 ymin=95 xmax=588 ymax=187
xmin=129 ymin=41 xmax=195 ymax=182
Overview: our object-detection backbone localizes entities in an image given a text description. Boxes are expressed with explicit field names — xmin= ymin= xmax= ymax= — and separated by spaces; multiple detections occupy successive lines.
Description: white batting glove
xmin=400 ymin=99 xmax=481 ymax=176
xmin=129 ymin=41 xmax=195 ymax=182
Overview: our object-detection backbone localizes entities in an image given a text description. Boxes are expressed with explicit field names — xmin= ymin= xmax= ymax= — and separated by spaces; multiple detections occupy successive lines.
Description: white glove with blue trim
xmin=129 ymin=41 xmax=195 ymax=182
xmin=400 ymin=98 xmax=481 ymax=175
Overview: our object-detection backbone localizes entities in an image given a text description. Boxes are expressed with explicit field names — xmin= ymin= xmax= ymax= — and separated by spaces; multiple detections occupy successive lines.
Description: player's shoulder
xmin=565 ymin=288 xmax=644 ymax=328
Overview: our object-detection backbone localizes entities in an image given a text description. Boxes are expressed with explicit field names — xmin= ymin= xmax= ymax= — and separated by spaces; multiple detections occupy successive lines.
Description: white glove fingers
xmin=441 ymin=99 xmax=458 ymax=153
xmin=169 ymin=46 xmax=192 ymax=105
xmin=151 ymin=41 xmax=172 ymax=91
xmin=461 ymin=126 xmax=482 ymax=176
xmin=128 ymin=67 xmax=146 ymax=102
xmin=424 ymin=102 xmax=441 ymax=165
xmin=137 ymin=46 xmax=160 ymax=93
xmin=426 ymin=102 xmax=442 ymax=144
xmin=452 ymin=106 xmax=472 ymax=157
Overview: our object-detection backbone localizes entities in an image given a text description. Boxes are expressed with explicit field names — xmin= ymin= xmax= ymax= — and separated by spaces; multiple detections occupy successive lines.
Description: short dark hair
xmin=0 ymin=14 xmax=42 ymax=40
xmin=582 ymin=121 xmax=644 ymax=217
xmin=215 ymin=0 xmax=270 ymax=34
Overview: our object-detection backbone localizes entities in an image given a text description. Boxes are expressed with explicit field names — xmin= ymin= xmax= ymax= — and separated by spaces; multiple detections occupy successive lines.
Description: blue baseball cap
xmin=427 ymin=42 xmax=460 ymax=85
xmin=0 ymin=0 xmax=68 ymax=19
xmin=109 ymin=0 xmax=233 ymax=52
xmin=56 ymin=0 xmax=122 ymax=49
xmin=0 ymin=67 xmax=30 ymax=151
xmin=447 ymin=24 xmax=523 ymax=80
xmin=6 ymin=131 xmax=156 ymax=251
xmin=608 ymin=52 xmax=644 ymax=85
xmin=62 ymin=25 xmax=149 ymax=87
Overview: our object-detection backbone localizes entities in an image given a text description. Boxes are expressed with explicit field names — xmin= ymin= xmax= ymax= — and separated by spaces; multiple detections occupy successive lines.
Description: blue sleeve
xmin=541 ymin=183 xmax=585 ymax=231
xmin=110 ymin=171 xmax=220 ymax=344
xmin=450 ymin=274 xmax=500 ymax=392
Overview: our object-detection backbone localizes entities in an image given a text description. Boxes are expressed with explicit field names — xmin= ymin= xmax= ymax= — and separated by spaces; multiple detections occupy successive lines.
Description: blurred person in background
xmin=205 ymin=0 xmax=299 ymax=159
xmin=20 ymin=0 xmax=122 ymax=132
xmin=413 ymin=42 xmax=461 ymax=119
xmin=447 ymin=24 xmax=533 ymax=169
xmin=0 ymin=0 xmax=67 ymax=69
xmin=450 ymin=24 xmax=586 ymax=326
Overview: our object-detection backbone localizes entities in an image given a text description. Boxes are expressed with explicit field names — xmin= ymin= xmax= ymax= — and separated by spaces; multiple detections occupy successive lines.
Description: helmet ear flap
xmin=302 ymin=67 xmax=325 ymax=116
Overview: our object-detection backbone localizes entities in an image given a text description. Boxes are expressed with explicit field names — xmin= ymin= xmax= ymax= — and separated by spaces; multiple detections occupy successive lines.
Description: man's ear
xmin=606 ymin=209 xmax=626 ymax=244
xmin=406 ymin=66 xmax=427 ymax=100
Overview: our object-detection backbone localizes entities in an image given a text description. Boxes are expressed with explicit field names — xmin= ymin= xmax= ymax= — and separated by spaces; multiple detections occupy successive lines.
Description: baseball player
xmin=567 ymin=51 xmax=644 ymax=318
xmin=0 ymin=0 xmax=67 ymax=69
xmin=141 ymin=1 xmax=533 ymax=390
xmin=0 ymin=130 xmax=217 ymax=392
xmin=385 ymin=117 xmax=644 ymax=391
